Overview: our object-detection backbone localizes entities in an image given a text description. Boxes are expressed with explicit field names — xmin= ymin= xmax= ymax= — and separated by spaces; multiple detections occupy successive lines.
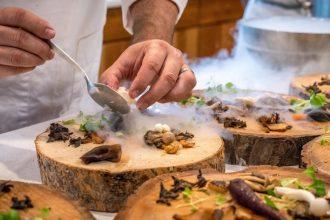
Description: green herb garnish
xmin=215 ymin=194 xmax=226 ymax=206
xmin=62 ymin=119 xmax=75 ymax=125
xmin=182 ymin=187 xmax=192 ymax=199
xmin=180 ymin=96 xmax=205 ymax=107
xmin=0 ymin=209 xmax=20 ymax=220
xmin=264 ymin=196 xmax=278 ymax=210
xmin=290 ymin=91 xmax=327 ymax=112
xmin=304 ymin=166 xmax=326 ymax=197
xmin=206 ymin=82 xmax=237 ymax=94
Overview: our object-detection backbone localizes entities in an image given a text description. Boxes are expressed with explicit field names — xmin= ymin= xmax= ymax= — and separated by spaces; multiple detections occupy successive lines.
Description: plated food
xmin=0 ymin=180 xmax=93 ymax=220
xmin=116 ymin=166 xmax=330 ymax=220
xmin=302 ymin=133 xmax=330 ymax=178
xmin=290 ymin=74 xmax=330 ymax=99
xmin=35 ymin=110 xmax=224 ymax=212
xmin=181 ymin=84 xmax=330 ymax=166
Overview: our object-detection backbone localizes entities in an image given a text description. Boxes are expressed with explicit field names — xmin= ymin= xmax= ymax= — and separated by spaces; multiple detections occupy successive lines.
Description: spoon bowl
xmin=49 ymin=41 xmax=130 ymax=114
xmin=90 ymin=83 xmax=130 ymax=114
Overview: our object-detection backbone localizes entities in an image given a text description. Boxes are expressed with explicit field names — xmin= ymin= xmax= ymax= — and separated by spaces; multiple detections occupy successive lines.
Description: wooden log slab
xmin=35 ymin=124 xmax=224 ymax=212
xmin=223 ymin=115 xmax=328 ymax=166
xmin=194 ymin=90 xmax=330 ymax=166
xmin=290 ymin=73 xmax=330 ymax=99
xmin=301 ymin=136 xmax=330 ymax=177
xmin=116 ymin=166 xmax=330 ymax=220
xmin=0 ymin=180 xmax=94 ymax=220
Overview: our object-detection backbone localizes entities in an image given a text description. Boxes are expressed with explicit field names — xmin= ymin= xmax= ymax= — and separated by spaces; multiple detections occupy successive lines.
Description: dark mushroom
xmin=69 ymin=137 xmax=82 ymax=147
xmin=223 ymin=117 xmax=247 ymax=128
xmin=0 ymin=181 xmax=13 ymax=193
xmin=156 ymin=182 xmax=179 ymax=206
xmin=80 ymin=144 xmax=122 ymax=164
xmin=306 ymin=109 xmax=330 ymax=122
xmin=229 ymin=178 xmax=285 ymax=220
xmin=194 ymin=169 xmax=207 ymax=188
xmin=170 ymin=176 xmax=194 ymax=193
xmin=47 ymin=123 xmax=72 ymax=142
xmin=11 ymin=196 xmax=33 ymax=210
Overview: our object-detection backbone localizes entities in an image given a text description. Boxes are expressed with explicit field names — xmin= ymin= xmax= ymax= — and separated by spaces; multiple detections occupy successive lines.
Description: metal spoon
xmin=49 ymin=41 xmax=130 ymax=114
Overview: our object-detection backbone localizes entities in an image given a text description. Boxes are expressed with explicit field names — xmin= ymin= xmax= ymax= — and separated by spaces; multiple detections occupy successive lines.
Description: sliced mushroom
xmin=80 ymin=144 xmax=122 ymax=164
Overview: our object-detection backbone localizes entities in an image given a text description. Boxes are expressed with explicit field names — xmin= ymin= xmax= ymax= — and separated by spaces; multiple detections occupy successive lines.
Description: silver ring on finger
xmin=179 ymin=66 xmax=194 ymax=75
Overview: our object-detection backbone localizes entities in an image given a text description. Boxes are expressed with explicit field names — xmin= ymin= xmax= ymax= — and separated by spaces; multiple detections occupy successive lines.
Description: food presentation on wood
xmin=290 ymin=74 xmax=330 ymax=99
xmin=35 ymin=103 xmax=224 ymax=212
xmin=302 ymin=132 xmax=330 ymax=178
xmin=179 ymin=83 xmax=330 ymax=166
xmin=0 ymin=180 xmax=94 ymax=220
xmin=116 ymin=166 xmax=330 ymax=220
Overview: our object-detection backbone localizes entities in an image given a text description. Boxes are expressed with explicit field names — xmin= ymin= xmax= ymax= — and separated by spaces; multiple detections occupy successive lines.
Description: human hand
xmin=0 ymin=7 xmax=55 ymax=78
xmin=100 ymin=40 xmax=196 ymax=110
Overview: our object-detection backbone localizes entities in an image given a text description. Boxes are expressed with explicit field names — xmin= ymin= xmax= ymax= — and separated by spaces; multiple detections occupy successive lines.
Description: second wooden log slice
xmin=194 ymin=90 xmax=330 ymax=166
xmin=301 ymin=136 xmax=330 ymax=177
xmin=35 ymin=124 xmax=224 ymax=212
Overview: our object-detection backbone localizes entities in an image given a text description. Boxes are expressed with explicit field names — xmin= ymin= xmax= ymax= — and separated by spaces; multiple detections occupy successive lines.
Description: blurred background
xmin=100 ymin=0 xmax=244 ymax=74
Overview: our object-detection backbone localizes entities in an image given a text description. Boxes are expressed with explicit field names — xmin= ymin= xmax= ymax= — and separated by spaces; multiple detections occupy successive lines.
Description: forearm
xmin=130 ymin=0 xmax=179 ymax=44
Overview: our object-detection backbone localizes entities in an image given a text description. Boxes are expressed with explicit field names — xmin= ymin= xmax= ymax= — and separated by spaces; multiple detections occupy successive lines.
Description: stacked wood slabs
xmin=116 ymin=166 xmax=329 ymax=220
xmin=0 ymin=180 xmax=94 ymax=220
xmin=301 ymin=136 xmax=330 ymax=177
xmin=35 ymin=124 xmax=224 ymax=212
xmin=195 ymin=90 xmax=330 ymax=166
xmin=290 ymin=73 xmax=330 ymax=99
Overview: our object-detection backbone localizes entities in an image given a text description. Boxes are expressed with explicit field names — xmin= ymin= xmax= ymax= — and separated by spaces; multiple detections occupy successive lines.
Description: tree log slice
xmin=0 ymin=180 xmax=94 ymax=220
xmin=35 ymin=125 xmax=224 ymax=212
xmin=301 ymin=136 xmax=330 ymax=177
xmin=290 ymin=73 xmax=330 ymax=99
xmin=116 ymin=166 xmax=330 ymax=220
xmin=194 ymin=90 xmax=330 ymax=166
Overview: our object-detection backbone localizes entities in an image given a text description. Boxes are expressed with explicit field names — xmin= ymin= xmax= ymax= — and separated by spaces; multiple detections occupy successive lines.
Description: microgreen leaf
xmin=264 ymin=196 xmax=278 ymax=210
xmin=215 ymin=194 xmax=226 ymax=206
xmin=0 ymin=209 xmax=20 ymax=220
xmin=310 ymin=92 xmax=327 ymax=108
xmin=62 ymin=119 xmax=75 ymax=125
xmin=280 ymin=178 xmax=298 ymax=187
xmin=182 ymin=187 xmax=192 ymax=199
xmin=304 ymin=166 xmax=326 ymax=197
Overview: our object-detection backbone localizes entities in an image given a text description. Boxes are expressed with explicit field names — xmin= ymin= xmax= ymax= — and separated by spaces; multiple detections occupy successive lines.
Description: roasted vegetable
xmin=229 ymin=179 xmax=285 ymax=220
xmin=195 ymin=170 xmax=207 ymax=188
xmin=80 ymin=144 xmax=122 ymax=164
xmin=208 ymin=180 xmax=228 ymax=194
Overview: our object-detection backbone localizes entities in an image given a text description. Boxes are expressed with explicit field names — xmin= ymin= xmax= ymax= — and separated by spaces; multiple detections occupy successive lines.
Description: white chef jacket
xmin=0 ymin=0 xmax=187 ymax=134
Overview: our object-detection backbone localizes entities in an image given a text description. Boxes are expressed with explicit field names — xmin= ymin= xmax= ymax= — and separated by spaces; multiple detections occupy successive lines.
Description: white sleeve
xmin=121 ymin=0 xmax=188 ymax=34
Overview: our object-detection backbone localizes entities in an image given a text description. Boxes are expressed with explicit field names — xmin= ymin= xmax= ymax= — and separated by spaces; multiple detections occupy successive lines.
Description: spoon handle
xmin=48 ymin=40 xmax=94 ymax=89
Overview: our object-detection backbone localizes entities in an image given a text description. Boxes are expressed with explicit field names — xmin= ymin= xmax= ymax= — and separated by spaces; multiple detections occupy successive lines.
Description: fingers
xmin=129 ymin=44 xmax=167 ymax=98
xmin=0 ymin=65 xmax=35 ymax=78
xmin=137 ymin=49 xmax=183 ymax=109
xmin=100 ymin=67 xmax=122 ymax=90
xmin=159 ymin=68 xmax=196 ymax=103
xmin=0 ymin=25 xmax=54 ymax=60
xmin=0 ymin=7 xmax=55 ymax=39
xmin=0 ymin=46 xmax=44 ymax=67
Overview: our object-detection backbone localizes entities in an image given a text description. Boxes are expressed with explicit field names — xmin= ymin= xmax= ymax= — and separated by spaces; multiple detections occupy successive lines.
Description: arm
xmin=101 ymin=0 xmax=196 ymax=110
xmin=130 ymin=0 xmax=178 ymax=43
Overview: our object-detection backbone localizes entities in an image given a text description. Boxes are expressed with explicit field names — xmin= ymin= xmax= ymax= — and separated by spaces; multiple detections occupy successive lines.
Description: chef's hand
xmin=100 ymin=40 xmax=196 ymax=110
xmin=0 ymin=7 xmax=55 ymax=78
